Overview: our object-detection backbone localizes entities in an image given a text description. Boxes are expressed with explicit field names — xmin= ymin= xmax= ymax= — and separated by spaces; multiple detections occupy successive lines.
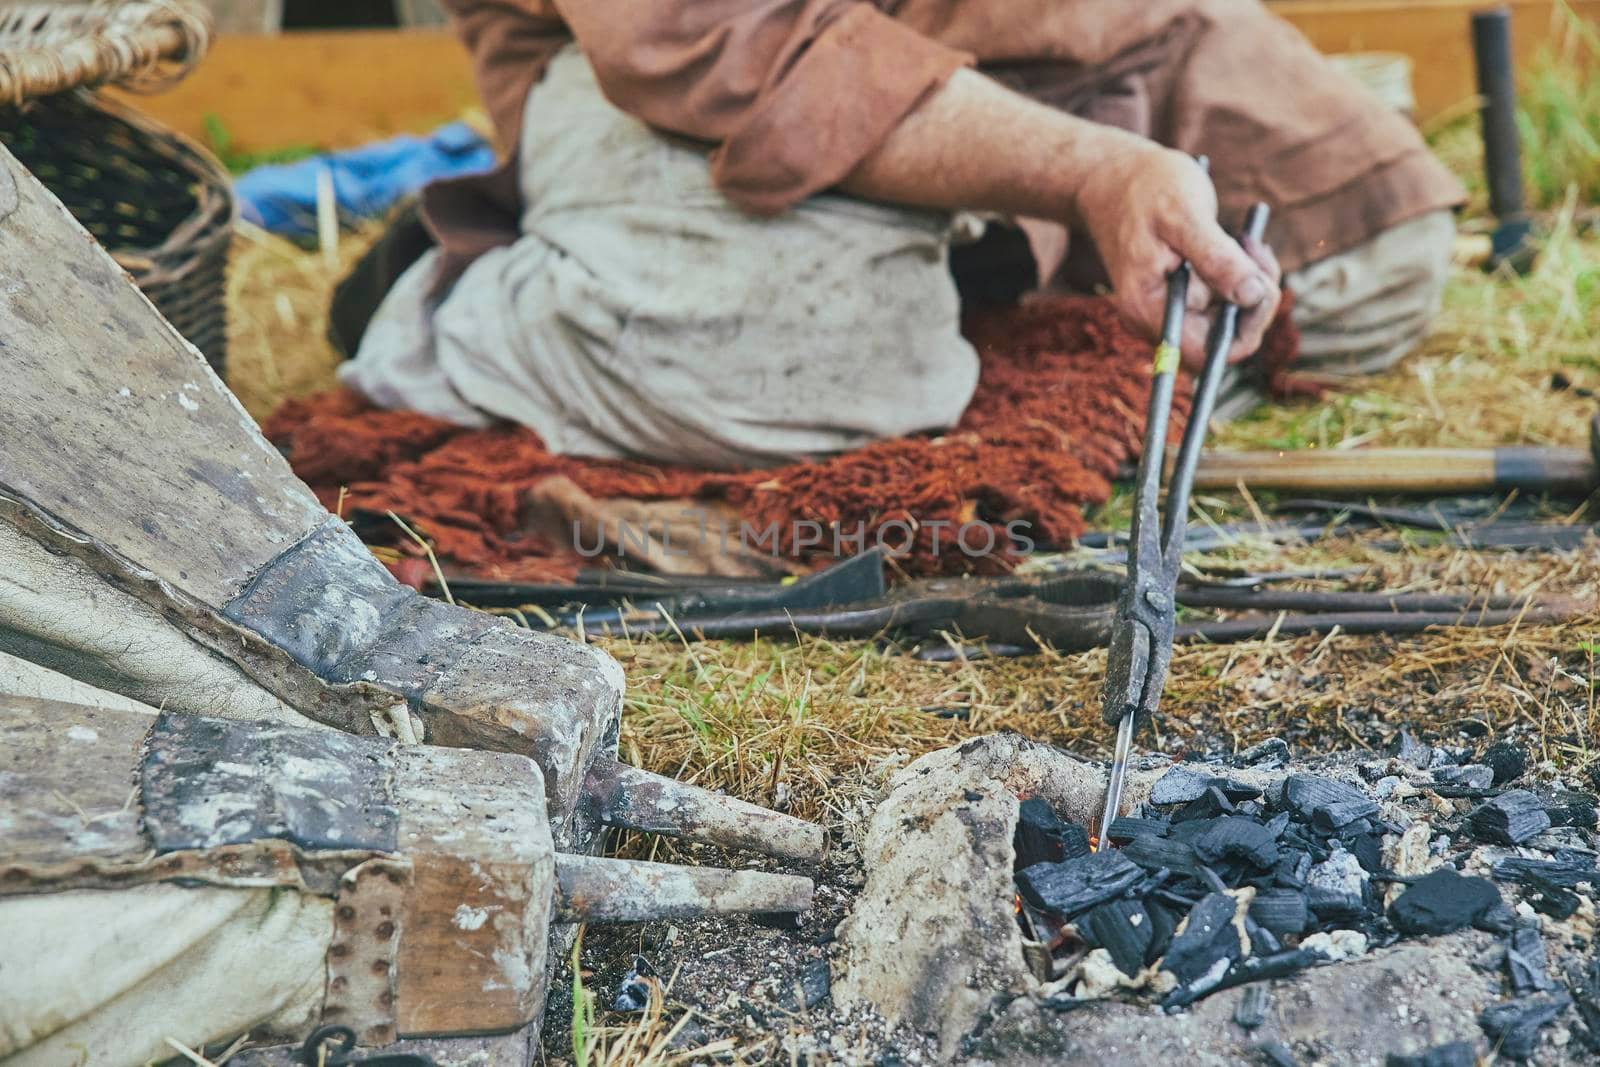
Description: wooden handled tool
xmin=1187 ymin=415 xmax=1600 ymax=496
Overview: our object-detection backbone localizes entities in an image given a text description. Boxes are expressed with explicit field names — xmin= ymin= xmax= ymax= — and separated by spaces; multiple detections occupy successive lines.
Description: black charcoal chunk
xmin=1505 ymin=924 xmax=1553 ymax=995
xmin=1432 ymin=764 xmax=1494 ymax=790
xmin=1238 ymin=737 xmax=1290 ymax=769
xmin=1151 ymin=764 xmax=1221 ymax=806
xmin=1468 ymin=790 xmax=1552 ymax=846
xmin=1385 ymin=1041 xmax=1479 ymax=1067
xmin=1166 ymin=816 xmax=1217 ymax=843
xmin=1164 ymin=948 xmax=1325 ymax=1011
xmin=1281 ymin=826 xmax=1332 ymax=863
xmin=1572 ymin=958 xmax=1600 ymax=1052
xmin=1359 ymin=761 xmax=1392 ymax=783
xmin=1388 ymin=728 xmax=1433 ymax=769
xmin=1174 ymin=786 xmax=1236 ymax=823
xmin=1107 ymin=815 xmax=1168 ymax=841
xmin=1343 ymin=831 xmax=1384 ymax=874
xmin=1150 ymin=764 xmax=1262 ymax=807
xmin=1431 ymin=784 xmax=1500 ymax=799
xmin=1217 ymin=779 xmax=1265 ymax=803
xmin=1017 ymin=850 xmax=1143 ymax=918
xmin=1479 ymin=994 xmax=1571 ymax=1061
xmin=1307 ymin=849 xmax=1369 ymax=923
xmin=1194 ymin=863 xmax=1231 ymax=895
xmin=1480 ymin=740 xmax=1528 ymax=785
xmin=1144 ymin=902 xmax=1178 ymax=965
xmin=1225 ymin=950 xmax=1320 ymax=989
xmin=1524 ymin=873 xmax=1582 ymax=920
xmin=1283 ymin=775 xmax=1379 ymax=825
xmin=1274 ymin=849 xmax=1312 ymax=890
xmin=1235 ymin=984 xmax=1271 ymax=1031
xmin=1080 ymin=897 xmax=1153 ymax=977
xmin=1491 ymin=855 xmax=1599 ymax=888
xmin=1193 ymin=816 xmax=1281 ymax=870
xmin=1312 ymin=799 xmax=1380 ymax=832
xmin=611 ymin=956 xmax=657 ymax=1011
xmin=1160 ymin=892 xmax=1243 ymax=994
xmin=1246 ymin=919 xmax=1281 ymax=956
xmin=1547 ymin=846 xmax=1595 ymax=865
xmin=1544 ymin=790 xmax=1598 ymax=829
xmin=1250 ymin=888 xmax=1310 ymax=936
xmin=1123 ymin=834 xmax=1205 ymax=877
xmin=1152 ymin=885 xmax=1204 ymax=912
xmin=1476 ymin=902 xmax=1518 ymax=935
xmin=1256 ymin=1040 xmax=1300 ymax=1067
xmin=1388 ymin=868 xmax=1502 ymax=936
xmin=1529 ymin=826 xmax=1595 ymax=852
xmin=1015 ymin=797 xmax=1090 ymax=867
xmin=784 ymin=958 xmax=832 ymax=1011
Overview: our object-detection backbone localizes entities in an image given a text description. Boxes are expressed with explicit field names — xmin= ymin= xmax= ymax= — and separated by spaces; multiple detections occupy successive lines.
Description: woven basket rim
xmin=0 ymin=1 xmax=212 ymax=106
xmin=7 ymin=87 xmax=236 ymax=285
xmin=91 ymin=89 xmax=235 ymax=281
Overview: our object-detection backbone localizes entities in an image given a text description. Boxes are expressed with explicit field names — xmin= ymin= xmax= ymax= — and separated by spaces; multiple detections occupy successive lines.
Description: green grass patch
xmin=1430 ymin=2 xmax=1600 ymax=210
xmin=204 ymin=114 xmax=319 ymax=174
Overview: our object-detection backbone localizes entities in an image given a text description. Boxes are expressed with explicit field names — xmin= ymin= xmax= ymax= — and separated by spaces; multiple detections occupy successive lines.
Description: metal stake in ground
xmin=1095 ymin=202 xmax=1272 ymax=850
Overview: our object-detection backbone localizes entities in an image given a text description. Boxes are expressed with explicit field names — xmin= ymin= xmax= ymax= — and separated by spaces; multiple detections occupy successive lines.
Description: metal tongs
xmin=1094 ymin=200 xmax=1272 ymax=850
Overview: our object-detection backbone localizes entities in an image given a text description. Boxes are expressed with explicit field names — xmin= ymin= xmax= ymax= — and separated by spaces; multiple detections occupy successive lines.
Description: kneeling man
xmin=342 ymin=0 xmax=1462 ymax=470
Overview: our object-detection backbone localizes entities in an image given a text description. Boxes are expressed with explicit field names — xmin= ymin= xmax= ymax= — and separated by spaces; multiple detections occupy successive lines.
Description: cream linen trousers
xmin=343 ymin=45 xmax=1454 ymax=469
xmin=342 ymin=45 xmax=979 ymax=470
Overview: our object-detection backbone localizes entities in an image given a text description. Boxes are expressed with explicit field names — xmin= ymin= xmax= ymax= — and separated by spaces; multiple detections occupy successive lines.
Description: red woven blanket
xmin=264 ymin=294 xmax=1299 ymax=580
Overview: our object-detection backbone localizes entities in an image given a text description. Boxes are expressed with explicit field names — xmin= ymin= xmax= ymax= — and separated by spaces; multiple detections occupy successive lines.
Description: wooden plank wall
xmin=107 ymin=0 xmax=1600 ymax=153
xmin=107 ymin=30 xmax=478 ymax=151
xmin=1278 ymin=0 xmax=1599 ymax=124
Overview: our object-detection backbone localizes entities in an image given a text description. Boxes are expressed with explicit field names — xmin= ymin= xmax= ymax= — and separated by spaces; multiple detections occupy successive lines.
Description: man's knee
xmin=1286 ymin=209 xmax=1457 ymax=376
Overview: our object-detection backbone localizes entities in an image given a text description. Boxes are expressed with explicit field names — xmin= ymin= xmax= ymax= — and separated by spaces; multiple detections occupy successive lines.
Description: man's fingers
xmin=1242 ymin=234 xmax=1282 ymax=285
xmin=1228 ymin=283 xmax=1281 ymax=360
xmin=1169 ymin=214 xmax=1274 ymax=311
xmin=1179 ymin=315 xmax=1214 ymax=369
xmin=1116 ymin=289 xmax=1165 ymax=349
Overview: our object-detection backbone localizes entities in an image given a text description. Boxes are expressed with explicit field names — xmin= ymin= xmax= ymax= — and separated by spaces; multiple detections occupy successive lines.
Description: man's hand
xmin=1077 ymin=144 xmax=1281 ymax=367
xmin=842 ymin=69 xmax=1282 ymax=366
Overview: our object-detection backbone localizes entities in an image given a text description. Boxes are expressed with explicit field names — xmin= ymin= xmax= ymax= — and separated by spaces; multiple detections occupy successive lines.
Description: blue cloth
xmin=235 ymin=122 xmax=495 ymax=237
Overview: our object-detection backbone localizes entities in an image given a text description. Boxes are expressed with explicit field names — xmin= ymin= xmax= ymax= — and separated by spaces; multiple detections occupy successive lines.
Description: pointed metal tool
xmin=1095 ymin=201 xmax=1272 ymax=850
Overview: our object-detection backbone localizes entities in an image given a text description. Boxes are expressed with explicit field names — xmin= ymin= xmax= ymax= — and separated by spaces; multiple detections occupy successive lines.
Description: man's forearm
xmin=840 ymin=69 xmax=1139 ymax=228
xmin=842 ymin=67 xmax=1280 ymax=363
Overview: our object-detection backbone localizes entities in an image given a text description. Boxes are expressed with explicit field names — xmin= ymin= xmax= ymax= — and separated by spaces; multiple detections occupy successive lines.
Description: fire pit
xmin=835 ymin=733 xmax=1599 ymax=1064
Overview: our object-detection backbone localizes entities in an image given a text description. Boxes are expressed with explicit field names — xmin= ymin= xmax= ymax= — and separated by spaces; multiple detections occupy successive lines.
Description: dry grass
xmin=1213 ymin=204 xmax=1600 ymax=454
xmin=568 ymin=941 xmax=736 ymax=1067
xmin=590 ymin=540 xmax=1600 ymax=844
xmin=225 ymin=222 xmax=380 ymax=421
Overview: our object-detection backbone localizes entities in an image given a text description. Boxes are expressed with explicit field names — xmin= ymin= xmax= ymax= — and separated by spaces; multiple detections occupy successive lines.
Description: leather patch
xmin=141 ymin=711 xmax=400 ymax=853
xmin=223 ymin=514 xmax=499 ymax=698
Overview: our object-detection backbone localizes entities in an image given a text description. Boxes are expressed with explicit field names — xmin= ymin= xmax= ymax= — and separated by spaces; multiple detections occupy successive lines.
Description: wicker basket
xmin=0 ymin=2 xmax=233 ymax=375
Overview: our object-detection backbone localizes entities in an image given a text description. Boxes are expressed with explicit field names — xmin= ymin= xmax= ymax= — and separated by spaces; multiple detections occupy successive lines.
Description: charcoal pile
xmin=1010 ymin=733 xmax=1600 ymax=1059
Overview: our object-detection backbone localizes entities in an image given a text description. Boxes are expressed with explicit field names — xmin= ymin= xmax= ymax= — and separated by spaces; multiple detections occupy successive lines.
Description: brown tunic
xmin=424 ymin=0 xmax=1463 ymax=281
